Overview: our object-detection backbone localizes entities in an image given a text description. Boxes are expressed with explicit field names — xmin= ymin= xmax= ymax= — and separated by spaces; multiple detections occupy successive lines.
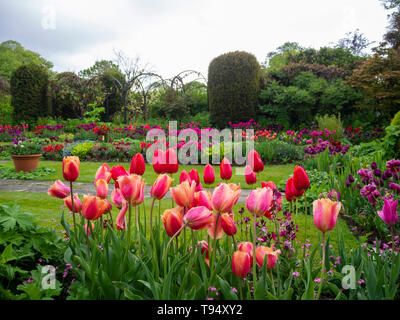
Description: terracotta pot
xmin=10 ymin=154 xmax=42 ymax=172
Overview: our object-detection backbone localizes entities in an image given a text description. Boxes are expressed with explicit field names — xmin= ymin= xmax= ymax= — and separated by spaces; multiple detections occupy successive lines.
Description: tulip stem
xmin=316 ymin=232 xmax=325 ymax=300
xmin=270 ymin=269 xmax=276 ymax=296
xmin=109 ymin=211 xmax=114 ymax=229
xmin=128 ymin=202 xmax=132 ymax=247
xmin=86 ymin=218 xmax=90 ymax=258
xmin=150 ymin=198 xmax=156 ymax=233
xmin=252 ymin=214 xmax=257 ymax=299
xmin=143 ymin=202 xmax=146 ymax=237
xmin=232 ymin=235 xmax=237 ymax=251
xmin=211 ymin=212 xmax=221 ymax=279
xmin=70 ymin=182 xmax=76 ymax=231
xmin=135 ymin=205 xmax=140 ymax=253
xmin=163 ymin=224 xmax=186 ymax=277
xmin=239 ymin=278 xmax=243 ymax=300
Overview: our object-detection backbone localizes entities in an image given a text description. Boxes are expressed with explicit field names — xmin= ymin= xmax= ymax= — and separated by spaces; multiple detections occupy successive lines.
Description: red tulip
xmin=151 ymin=174 xmax=173 ymax=200
xmin=189 ymin=169 xmax=200 ymax=186
xmin=64 ymin=194 xmax=82 ymax=213
xmin=285 ymin=177 xmax=303 ymax=202
xmin=162 ymin=207 xmax=183 ymax=237
xmin=220 ymin=158 xmax=232 ymax=181
xmin=232 ymin=251 xmax=251 ymax=278
xmin=165 ymin=148 xmax=179 ymax=174
xmin=293 ymin=165 xmax=310 ymax=191
xmin=110 ymin=165 xmax=128 ymax=188
xmin=82 ymin=195 xmax=109 ymax=220
xmin=255 ymin=246 xmax=281 ymax=269
xmin=179 ymin=170 xmax=192 ymax=184
xmin=248 ymin=150 xmax=264 ymax=173
xmin=152 ymin=149 xmax=165 ymax=174
xmin=183 ymin=206 xmax=213 ymax=230
xmin=244 ymin=165 xmax=257 ymax=185
xmin=129 ymin=153 xmax=146 ymax=176
xmin=203 ymin=164 xmax=215 ymax=185
xmin=262 ymin=181 xmax=277 ymax=191
xmin=48 ymin=180 xmax=70 ymax=199
xmin=198 ymin=240 xmax=211 ymax=266
xmin=62 ymin=156 xmax=80 ymax=182
xmin=220 ymin=213 xmax=237 ymax=236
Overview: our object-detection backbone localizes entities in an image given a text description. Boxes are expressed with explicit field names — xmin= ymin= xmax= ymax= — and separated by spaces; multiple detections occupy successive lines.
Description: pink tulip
xmin=179 ymin=170 xmax=192 ymax=184
xmin=313 ymin=198 xmax=341 ymax=233
xmin=246 ymin=187 xmax=273 ymax=218
xmin=198 ymin=240 xmax=211 ymax=266
xmin=244 ymin=165 xmax=257 ymax=185
xmin=64 ymin=194 xmax=82 ymax=213
xmin=96 ymin=179 xmax=108 ymax=199
xmin=82 ymin=195 xmax=109 ymax=220
xmin=94 ymin=163 xmax=112 ymax=185
xmin=232 ymin=251 xmax=251 ymax=278
xmin=111 ymin=188 xmax=126 ymax=209
xmin=377 ymin=198 xmax=399 ymax=226
xmin=248 ymin=150 xmax=264 ymax=173
xmin=238 ymin=242 xmax=254 ymax=267
xmin=203 ymin=164 xmax=215 ymax=185
xmin=62 ymin=156 xmax=80 ymax=182
xmin=117 ymin=174 xmax=145 ymax=205
xmin=183 ymin=206 xmax=213 ymax=230
xmin=193 ymin=190 xmax=212 ymax=210
xmin=220 ymin=213 xmax=237 ymax=236
xmin=151 ymin=174 xmax=173 ymax=200
xmin=212 ymin=183 xmax=241 ymax=213
xmin=116 ymin=203 xmax=128 ymax=230
xmin=48 ymin=180 xmax=70 ymax=199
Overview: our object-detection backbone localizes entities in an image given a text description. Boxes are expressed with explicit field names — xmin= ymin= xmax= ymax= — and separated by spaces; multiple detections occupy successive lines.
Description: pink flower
xmin=313 ymin=198 xmax=341 ymax=233
xmin=377 ymin=198 xmax=399 ymax=226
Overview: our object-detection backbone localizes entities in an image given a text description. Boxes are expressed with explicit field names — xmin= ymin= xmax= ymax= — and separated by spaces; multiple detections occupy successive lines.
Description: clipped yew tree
xmin=10 ymin=63 xmax=49 ymax=122
xmin=208 ymin=51 xmax=261 ymax=128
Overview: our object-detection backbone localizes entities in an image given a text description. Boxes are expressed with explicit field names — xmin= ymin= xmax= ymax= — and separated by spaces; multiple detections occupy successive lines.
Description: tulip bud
xmin=180 ymin=170 xmax=192 ymax=184
xmin=129 ymin=153 xmax=146 ymax=176
xmin=110 ymin=165 xmax=128 ymax=188
xmin=48 ymin=180 xmax=70 ymax=199
xmin=248 ymin=150 xmax=264 ymax=173
xmin=238 ymin=242 xmax=254 ymax=267
xmin=232 ymin=251 xmax=251 ymax=278
xmin=96 ymin=179 xmax=108 ymax=199
xmin=244 ymin=165 xmax=257 ymax=185
xmin=198 ymin=240 xmax=211 ymax=266
xmin=203 ymin=164 xmax=215 ymax=185
xmin=293 ymin=165 xmax=309 ymax=191
xmin=94 ymin=163 xmax=112 ymax=185
xmin=189 ymin=169 xmax=200 ymax=186
xmin=62 ymin=156 xmax=80 ymax=182
xmin=165 ymin=148 xmax=179 ymax=174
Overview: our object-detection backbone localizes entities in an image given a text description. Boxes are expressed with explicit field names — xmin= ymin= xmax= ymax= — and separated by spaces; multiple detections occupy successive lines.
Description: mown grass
xmin=0 ymin=190 xmax=359 ymax=256
xmin=0 ymin=160 xmax=295 ymax=189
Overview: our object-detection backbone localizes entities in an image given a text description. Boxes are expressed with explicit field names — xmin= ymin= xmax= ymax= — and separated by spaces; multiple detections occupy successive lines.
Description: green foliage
xmin=255 ymin=140 xmax=303 ymax=164
xmin=316 ymin=114 xmax=344 ymax=140
xmin=208 ymin=51 xmax=261 ymax=127
xmin=9 ymin=142 xmax=42 ymax=155
xmin=83 ymin=103 xmax=105 ymax=123
xmin=391 ymin=110 xmax=400 ymax=126
xmin=0 ymin=166 xmax=55 ymax=180
xmin=0 ymin=41 xmax=53 ymax=81
xmin=0 ymin=202 xmax=65 ymax=299
xmin=0 ymin=94 xmax=13 ymax=124
xmin=382 ymin=125 xmax=400 ymax=158
xmin=71 ymin=141 xmax=94 ymax=159
xmin=10 ymin=63 xmax=49 ymax=123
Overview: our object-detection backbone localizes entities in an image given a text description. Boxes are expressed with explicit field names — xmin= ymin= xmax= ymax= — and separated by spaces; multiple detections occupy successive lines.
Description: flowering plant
xmin=10 ymin=139 xmax=42 ymax=155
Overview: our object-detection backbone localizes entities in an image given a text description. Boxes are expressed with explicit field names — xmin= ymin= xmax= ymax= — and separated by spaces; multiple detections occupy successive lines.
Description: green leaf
xmin=0 ymin=243 xmax=15 ymax=264
xmin=217 ymin=276 xmax=238 ymax=300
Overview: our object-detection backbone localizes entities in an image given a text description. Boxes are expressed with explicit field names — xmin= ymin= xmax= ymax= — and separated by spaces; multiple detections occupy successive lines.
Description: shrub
xmin=10 ymin=64 xmax=49 ymax=123
xmin=316 ymin=114 xmax=344 ymax=140
xmin=208 ymin=51 xmax=261 ymax=128
xmin=391 ymin=110 xmax=400 ymax=126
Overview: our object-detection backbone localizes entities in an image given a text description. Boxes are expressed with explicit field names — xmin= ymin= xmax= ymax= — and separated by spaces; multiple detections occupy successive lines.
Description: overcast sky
xmin=0 ymin=0 xmax=392 ymax=79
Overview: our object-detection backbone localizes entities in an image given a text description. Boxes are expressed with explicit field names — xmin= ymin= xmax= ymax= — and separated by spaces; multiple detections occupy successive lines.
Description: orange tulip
xmin=255 ymin=246 xmax=281 ymax=270
xmin=162 ymin=207 xmax=184 ymax=237
xmin=232 ymin=251 xmax=251 ymax=278
xmin=151 ymin=174 xmax=173 ymax=200
xmin=313 ymin=198 xmax=341 ymax=233
xmin=62 ymin=156 xmax=80 ymax=182
xmin=82 ymin=195 xmax=109 ymax=220
xmin=48 ymin=180 xmax=70 ymax=199
xmin=171 ymin=180 xmax=196 ymax=208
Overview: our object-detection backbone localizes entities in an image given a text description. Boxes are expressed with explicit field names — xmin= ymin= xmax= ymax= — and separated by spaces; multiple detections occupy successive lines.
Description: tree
xmin=381 ymin=0 xmax=400 ymax=49
xmin=0 ymin=41 xmax=53 ymax=81
xmin=208 ymin=51 xmax=261 ymax=128
xmin=10 ymin=64 xmax=49 ymax=123
xmin=336 ymin=29 xmax=375 ymax=56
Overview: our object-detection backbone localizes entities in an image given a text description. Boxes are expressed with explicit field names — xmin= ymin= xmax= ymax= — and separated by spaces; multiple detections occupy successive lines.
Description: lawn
xmin=0 ymin=160 xmax=295 ymax=189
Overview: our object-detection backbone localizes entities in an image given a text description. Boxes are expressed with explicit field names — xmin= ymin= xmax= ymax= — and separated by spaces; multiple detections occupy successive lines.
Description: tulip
xmin=313 ymin=198 xmax=341 ymax=233
xmin=212 ymin=183 xmax=241 ymax=213
xmin=244 ymin=165 xmax=257 ymax=185
xmin=198 ymin=240 xmax=211 ymax=266
xmin=151 ymin=174 xmax=173 ymax=200
xmin=111 ymin=188 xmax=126 ymax=209
xmin=183 ymin=206 xmax=213 ymax=230
xmin=64 ymin=194 xmax=82 ymax=213
xmin=162 ymin=207 xmax=184 ymax=237
xmin=293 ymin=165 xmax=310 ymax=191
xmin=189 ymin=169 xmax=200 ymax=186
xmin=232 ymin=251 xmax=251 ymax=278
xmin=110 ymin=165 xmax=128 ymax=188
xmin=207 ymin=213 xmax=224 ymax=239
xmin=116 ymin=203 xmax=128 ymax=230
xmin=117 ymin=174 xmax=145 ymax=204
xmin=62 ymin=156 xmax=80 ymax=182
xmin=220 ymin=158 xmax=232 ymax=181
xmin=94 ymin=163 xmax=112 ymax=185
xmin=203 ymin=164 xmax=215 ymax=185
xmin=165 ymin=148 xmax=179 ymax=174
xmin=220 ymin=213 xmax=237 ymax=236
xmin=377 ymin=198 xmax=399 ymax=226
xmin=262 ymin=181 xmax=277 ymax=191
xmin=285 ymin=177 xmax=304 ymax=202
xmin=152 ymin=149 xmax=165 ymax=174
xmin=195 ymin=182 xmax=203 ymax=192
xmin=238 ymin=241 xmax=254 ymax=266
xmin=246 ymin=187 xmax=273 ymax=218
xmin=129 ymin=153 xmax=146 ymax=176
xmin=84 ymin=222 xmax=95 ymax=236
xmin=48 ymin=180 xmax=70 ymax=199
xmin=179 ymin=170 xmax=192 ymax=184
xmin=171 ymin=180 xmax=196 ymax=208
xmin=193 ymin=190 xmax=212 ymax=210
xmin=255 ymin=246 xmax=281 ymax=270
xmin=248 ymin=150 xmax=264 ymax=173
xmin=96 ymin=179 xmax=108 ymax=199
xmin=82 ymin=195 xmax=109 ymax=220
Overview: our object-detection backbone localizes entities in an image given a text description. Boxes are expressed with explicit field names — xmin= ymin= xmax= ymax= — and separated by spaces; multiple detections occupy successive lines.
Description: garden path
xmin=0 ymin=179 xmax=252 ymax=204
